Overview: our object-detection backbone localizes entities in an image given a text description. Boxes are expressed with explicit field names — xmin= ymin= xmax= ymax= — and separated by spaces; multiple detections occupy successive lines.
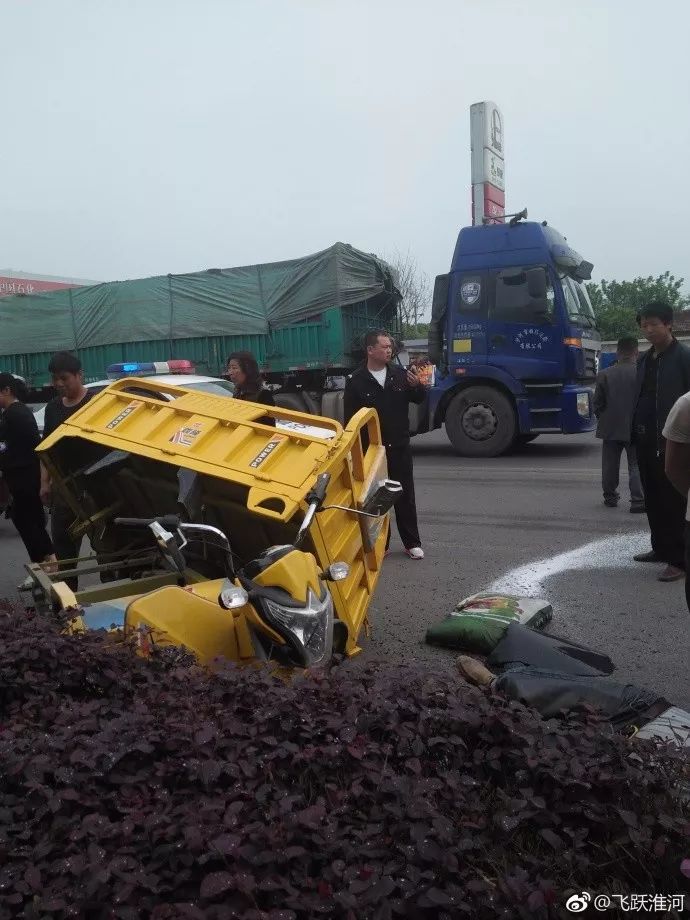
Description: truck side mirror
xmin=428 ymin=274 xmax=450 ymax=367
xmin=526 ymin=268 xmax=547 ymax=300
xmin=574 ymin=260 xmax=593 ymax=281
xmin=431 ymin=274 xmax=450 ymax=322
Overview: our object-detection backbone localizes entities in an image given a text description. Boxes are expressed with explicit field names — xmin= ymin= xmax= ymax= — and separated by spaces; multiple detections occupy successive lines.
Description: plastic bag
xmin=425 ymin=594 xmax=552 ymax=654
xmin=415 ymin=362 xmax=436 ymax=388
xmin=635 ymin=706 xmax=690 ymax=747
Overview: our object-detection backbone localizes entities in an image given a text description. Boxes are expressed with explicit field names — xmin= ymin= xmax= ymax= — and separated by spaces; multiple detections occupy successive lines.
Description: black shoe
xmin=630 ymin=504 xmax=646 ymax=514
xmin=658 ymin=565 xmax=685 ymax=582
xmin=634 ymin=550 xmax=660 ymax=562
xmin=603 ymin=498 xmax=618 ymax=507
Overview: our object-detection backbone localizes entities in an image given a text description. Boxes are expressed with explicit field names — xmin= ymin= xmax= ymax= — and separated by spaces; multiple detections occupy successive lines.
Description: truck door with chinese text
xmin=486 ymin=266 xmax=563 ymax=381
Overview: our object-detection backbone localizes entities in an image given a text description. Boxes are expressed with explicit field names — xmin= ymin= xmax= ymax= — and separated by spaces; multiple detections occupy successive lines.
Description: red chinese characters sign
xmin=0 ymin=276 xmax=83 ymax=298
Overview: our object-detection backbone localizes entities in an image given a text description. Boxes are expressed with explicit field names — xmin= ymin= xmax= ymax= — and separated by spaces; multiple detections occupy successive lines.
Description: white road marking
xmin=488 ymin=530 xmax=649 ymax=597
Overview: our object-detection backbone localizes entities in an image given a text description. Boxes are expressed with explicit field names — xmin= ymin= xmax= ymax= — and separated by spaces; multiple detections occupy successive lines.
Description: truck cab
xmin=423 ymin=218 xmax=600 ymax=456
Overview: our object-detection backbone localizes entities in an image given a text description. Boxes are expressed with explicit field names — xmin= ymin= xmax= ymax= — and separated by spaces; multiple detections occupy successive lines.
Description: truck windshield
xmin=561 ymin=275 xmax=597 ymax=330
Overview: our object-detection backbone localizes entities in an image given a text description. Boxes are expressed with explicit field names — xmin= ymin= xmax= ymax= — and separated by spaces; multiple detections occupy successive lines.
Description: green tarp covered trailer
xmin=0 ymin=243 xmax=400 ymax=389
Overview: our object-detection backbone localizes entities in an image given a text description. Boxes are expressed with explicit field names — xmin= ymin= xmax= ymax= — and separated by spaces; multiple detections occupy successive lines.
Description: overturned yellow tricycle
xmin=29 ymin=378 xmax=400 ymax=668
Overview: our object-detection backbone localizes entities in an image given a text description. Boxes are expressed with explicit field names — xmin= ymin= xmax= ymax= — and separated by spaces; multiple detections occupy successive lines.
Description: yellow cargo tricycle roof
xmin=39 ymin=378 xmax=389 ymax=653
xmin=40 ymin=378 xmax=353 ymax=522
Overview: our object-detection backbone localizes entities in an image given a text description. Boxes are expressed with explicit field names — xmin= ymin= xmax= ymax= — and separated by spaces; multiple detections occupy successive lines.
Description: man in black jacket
xmin=344 ymin=331 xmax=427 ymax=559
xmin=632 ymin=302 xmax=690 ymax=581
xmin=40 ymin=351 xmax=93 ymax=590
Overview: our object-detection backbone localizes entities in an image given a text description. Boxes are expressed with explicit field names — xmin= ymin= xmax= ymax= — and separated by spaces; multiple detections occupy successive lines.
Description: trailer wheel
xmin=445 ymin=386 xmax=516 ymax=457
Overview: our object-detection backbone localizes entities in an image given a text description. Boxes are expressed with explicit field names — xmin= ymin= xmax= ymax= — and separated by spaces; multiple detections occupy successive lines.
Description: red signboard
xmin=472 ymin=183 xmax=505 ymax=225
xmin=470 ymin=101 xmax=506 ymax=225
xmin=0 ymin=276 xmax=85 ymax=297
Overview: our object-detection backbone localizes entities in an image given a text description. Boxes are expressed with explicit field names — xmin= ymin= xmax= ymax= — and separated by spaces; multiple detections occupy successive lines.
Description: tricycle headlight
xmin=264 ymin=588 xmax=334 ymax=668
xmin=327 ymin=561 xmax=350 ymax=582
xmin=219 ymin=584 xmax=249 ymax=610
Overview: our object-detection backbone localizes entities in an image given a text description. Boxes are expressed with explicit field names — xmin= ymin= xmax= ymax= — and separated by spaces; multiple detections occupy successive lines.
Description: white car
xmin=34 ymin=372 xmax=335 ymax=440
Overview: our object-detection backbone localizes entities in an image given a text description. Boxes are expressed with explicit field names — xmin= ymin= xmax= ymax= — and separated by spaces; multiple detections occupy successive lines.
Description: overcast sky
xmin=2 ymin=0 xmax=688 ymax=293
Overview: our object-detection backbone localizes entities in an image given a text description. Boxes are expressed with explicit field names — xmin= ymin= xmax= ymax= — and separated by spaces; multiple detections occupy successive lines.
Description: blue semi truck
xmin=413 ymin=213 xmax=600 ymax=456
xmin=3 ymin=223 xmax=600 ymax=459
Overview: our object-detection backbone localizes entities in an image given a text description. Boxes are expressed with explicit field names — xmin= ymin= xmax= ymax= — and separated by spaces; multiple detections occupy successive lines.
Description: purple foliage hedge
xmin=0 ymin=603 xmax=689 ymax=919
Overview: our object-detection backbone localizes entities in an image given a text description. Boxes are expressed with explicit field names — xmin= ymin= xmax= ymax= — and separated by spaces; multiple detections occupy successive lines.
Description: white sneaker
xmin=17 ymin=576 xmax=34 ymax=591
xmin=405 ymin=546 xmax=424 ymax=560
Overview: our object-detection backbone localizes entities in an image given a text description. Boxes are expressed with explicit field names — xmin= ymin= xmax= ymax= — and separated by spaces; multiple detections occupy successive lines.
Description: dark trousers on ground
xmin=601 ymin=440 xmax=644 ymax=506
xmin=637 ymin=446 xmax=686 ymax=569
xmin=5 ymin=468 xmax=54 ymax=564
xmin=51 ymin=502 xmax=83 ymax=592
xmin=385 ymin=443 xmax=421 ymax=550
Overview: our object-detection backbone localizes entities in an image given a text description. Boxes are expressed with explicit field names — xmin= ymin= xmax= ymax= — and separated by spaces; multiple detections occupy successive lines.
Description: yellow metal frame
xmin=38 ymin=378 xmax=390 ymax=655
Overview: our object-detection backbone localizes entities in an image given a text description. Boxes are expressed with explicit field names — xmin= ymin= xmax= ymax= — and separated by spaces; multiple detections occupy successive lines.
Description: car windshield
xmin=561 ymin=275 xmax=597 ymax=330
xmin=185 ymin=380 xmax=235 ymax=397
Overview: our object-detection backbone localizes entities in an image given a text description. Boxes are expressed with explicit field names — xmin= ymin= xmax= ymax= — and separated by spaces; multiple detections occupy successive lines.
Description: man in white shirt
xmin=344 ymin=331 xmax=427 ymax=559
xmin=663 ymin=392 xmax=690 ymax=612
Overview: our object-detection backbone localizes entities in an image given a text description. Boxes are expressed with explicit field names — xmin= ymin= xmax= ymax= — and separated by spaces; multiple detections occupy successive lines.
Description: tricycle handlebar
xmin=114 ymin=515 xmax=181 ymax=530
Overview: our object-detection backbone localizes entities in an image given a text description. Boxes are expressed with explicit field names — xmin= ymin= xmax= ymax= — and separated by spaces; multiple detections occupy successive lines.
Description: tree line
xmin=585 ymin=273 xmax=689 ymax=340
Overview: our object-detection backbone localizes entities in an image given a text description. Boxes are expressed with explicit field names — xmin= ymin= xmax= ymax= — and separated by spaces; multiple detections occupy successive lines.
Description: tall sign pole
xmin=470 ymin=101 xmax=505 ymax=225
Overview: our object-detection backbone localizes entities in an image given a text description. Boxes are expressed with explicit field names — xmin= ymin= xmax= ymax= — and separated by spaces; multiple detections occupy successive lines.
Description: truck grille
xmin=584 ymin=347 xmax=599 ymax=380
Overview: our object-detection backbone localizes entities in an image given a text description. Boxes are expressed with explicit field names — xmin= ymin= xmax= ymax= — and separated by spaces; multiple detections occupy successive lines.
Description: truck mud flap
xmin=321 ymin=391 xmax=344 ymax=426
xmin=408 ymin=397 xmax=430 ymax=436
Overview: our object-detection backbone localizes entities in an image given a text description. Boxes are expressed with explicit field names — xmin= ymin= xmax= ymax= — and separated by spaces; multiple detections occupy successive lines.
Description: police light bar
xmin=106 ymin=360 xmax=195 ymax=379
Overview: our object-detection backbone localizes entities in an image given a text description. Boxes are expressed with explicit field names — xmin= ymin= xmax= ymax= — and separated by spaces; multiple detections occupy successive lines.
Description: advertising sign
xmin=0 ymin=273 xmax=94 ymax=298
xmin=470 ymin=101 xmax=505 ymax=225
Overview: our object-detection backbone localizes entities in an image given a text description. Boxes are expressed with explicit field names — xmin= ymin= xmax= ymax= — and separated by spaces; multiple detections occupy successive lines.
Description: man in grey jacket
xmin=593 ymin=335 xmax=645 ymax=512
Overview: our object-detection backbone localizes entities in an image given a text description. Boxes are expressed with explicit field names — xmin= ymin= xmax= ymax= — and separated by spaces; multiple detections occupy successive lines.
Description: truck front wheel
xmin=445 ymin=386 xmax=516 ymax=457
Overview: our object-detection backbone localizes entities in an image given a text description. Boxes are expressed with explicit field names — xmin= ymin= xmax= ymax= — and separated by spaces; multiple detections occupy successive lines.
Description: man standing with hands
xmin=344 ymin=330 xmax=427 ymax=559
xmin=632 ymin=303 xmax=690 ymax=582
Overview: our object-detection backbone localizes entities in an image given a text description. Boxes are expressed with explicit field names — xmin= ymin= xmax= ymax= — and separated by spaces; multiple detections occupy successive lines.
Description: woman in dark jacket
xmin=0 ymin=374 xmax=56 ymax=577
xmin=226 ymin=352 xmax=276 ymax=425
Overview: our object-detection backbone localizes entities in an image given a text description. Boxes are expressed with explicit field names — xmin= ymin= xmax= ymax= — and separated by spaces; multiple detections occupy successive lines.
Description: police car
xmin=33 ymin=360 xmax=334 ymax=439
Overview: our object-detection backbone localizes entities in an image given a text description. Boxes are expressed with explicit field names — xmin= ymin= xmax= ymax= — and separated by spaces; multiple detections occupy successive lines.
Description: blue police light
xmin=107 ymin=361 xmax=156 ymax=379
xmin=106 ymin=360 xmax=195 ymax=379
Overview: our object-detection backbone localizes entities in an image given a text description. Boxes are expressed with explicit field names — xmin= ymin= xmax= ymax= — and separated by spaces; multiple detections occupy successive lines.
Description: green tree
xmin=401 ymin=321 xmax=429 ymax=339
xmin=586 ymin=272 xmax=689 ymax=340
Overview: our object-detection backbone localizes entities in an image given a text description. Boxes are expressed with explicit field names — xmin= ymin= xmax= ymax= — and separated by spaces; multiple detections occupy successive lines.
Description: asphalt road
xmin=373 ymin=430 xmax=690 ymax=710
xmin=1 ymin=430 xmax=688 ymax=709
